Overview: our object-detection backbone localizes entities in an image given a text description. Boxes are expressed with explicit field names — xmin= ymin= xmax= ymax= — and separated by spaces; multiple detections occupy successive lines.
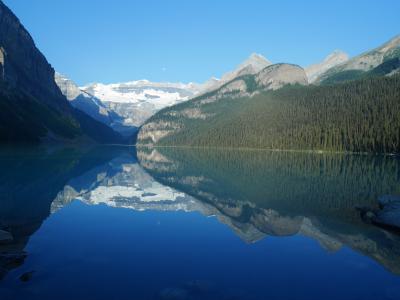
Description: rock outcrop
xmin=256 ymin=63 xmax=308 ymax=90
xmin=54 ymin=73 xmax=82 ymax=101
xmin=315 ymin=35 xmax=400 ymax=83
xmin=200 ymin=53 xmax=272 ymax=93
xmin=220 ymin=53 xmax=272 ymax=84
xmin=305 ymin=50 xmax=349 ymax=83
xmin=374 ymin=195 xmax=400 ymax=230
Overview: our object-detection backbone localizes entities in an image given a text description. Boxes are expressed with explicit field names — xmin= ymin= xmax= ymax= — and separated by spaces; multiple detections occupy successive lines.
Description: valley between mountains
xmin=1 ymin=0 xmax=400 ymax=154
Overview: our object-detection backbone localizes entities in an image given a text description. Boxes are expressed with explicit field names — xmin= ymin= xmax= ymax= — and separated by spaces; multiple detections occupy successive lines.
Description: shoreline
xmin=135 ymin=144 xmax=400 ymax=157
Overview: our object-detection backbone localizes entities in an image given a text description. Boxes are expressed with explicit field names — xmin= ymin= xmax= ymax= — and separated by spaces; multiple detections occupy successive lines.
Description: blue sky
xmin=4 ymin=0 xmax=400 ymax=85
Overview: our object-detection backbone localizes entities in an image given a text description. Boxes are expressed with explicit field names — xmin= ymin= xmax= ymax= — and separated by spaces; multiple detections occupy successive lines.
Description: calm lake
xmin=0 ymin=146 xmax=400 ymax=300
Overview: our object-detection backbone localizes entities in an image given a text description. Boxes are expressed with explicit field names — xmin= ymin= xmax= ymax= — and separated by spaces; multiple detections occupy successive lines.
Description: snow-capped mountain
xmin=305 ymin=50 xmax=349 ymax=83
xmin=56 ymin=53 xmax=272 ymax=130
xmin=50 ymin=153 xmax=214 ymax=215
xmin=80 ymin=80 xmax=203 ymax=127
xmin=55 ymin=73 xmax=136 ymax=136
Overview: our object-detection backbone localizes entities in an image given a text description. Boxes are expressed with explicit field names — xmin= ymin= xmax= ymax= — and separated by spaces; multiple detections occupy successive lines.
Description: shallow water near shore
xmin=0 ymin=145 xmax=400 ymax=300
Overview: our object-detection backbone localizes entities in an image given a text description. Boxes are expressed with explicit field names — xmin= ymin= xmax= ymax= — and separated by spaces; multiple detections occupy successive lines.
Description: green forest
xmin=147 ymin=74 xmax=400 ymax=154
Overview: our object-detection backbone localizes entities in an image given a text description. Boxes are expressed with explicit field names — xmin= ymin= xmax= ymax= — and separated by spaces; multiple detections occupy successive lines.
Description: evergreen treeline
xmin=153 ymin=75 xmax=400 ymax=154
xmin=0 ymin=86 xmax=80 ymax=143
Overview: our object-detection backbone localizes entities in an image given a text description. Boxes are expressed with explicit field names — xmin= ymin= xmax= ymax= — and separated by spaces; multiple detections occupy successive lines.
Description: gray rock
xmin=218 ymin=53 xmax=272 ymax=87
xmin=255 ymin=63 xmax=308 ymax=90
xmin=373 ymin=195 xmax=400 ymax=230
xmin=315 ymin=35 xmax=400 ymax=83
xmin=305 ymin=50 xmax=349 ymax=83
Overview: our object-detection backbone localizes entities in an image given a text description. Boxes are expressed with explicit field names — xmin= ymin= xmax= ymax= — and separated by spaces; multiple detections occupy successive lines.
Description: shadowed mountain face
xmin=0 ymin=1 xmax=123 ymax=144
xmin=138 ymin=147 xmax=400 ymax=274
xmin=55 ymin=73 xmax=138 ymax=136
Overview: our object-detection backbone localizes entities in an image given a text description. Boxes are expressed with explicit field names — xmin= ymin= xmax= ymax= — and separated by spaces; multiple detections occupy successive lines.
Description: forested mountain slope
xmin=138 ymin=74 xmax=400 ymax=154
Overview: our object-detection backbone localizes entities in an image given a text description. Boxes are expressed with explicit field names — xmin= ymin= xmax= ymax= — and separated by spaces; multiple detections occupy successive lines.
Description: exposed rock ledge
xmin=256 ymin=63 xmax=308 ymax=90
xmin=138 ymin=120 xmax=180 ymax=144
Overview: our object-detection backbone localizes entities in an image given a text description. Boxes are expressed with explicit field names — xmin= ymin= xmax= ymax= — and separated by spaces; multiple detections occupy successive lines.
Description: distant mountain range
xmin=137 ymin=35 xmax=400 ymax=153
xmin=55 ymin=53 xmax=274 ymax=130
xmin=59 ymin=43 xmax=398 ymax=134
xmin=55 ymin=73 xmax=137 ymax=136
xmin=53 ymin=51 xmax=341 ymax=131
xmin=81 ymin=80 xmax=202 ymax=127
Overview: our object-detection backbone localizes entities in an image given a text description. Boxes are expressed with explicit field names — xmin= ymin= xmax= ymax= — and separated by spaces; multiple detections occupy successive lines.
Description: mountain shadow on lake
xmin=138 ymin=147 xmax=400 ymax=274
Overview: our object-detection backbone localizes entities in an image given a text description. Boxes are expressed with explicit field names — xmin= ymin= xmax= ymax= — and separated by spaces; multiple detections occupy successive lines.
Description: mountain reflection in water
xmin=0 ymin=145 xmax=400 ymax=300
xmin=138 ymin=147 xmax=400 ymax=274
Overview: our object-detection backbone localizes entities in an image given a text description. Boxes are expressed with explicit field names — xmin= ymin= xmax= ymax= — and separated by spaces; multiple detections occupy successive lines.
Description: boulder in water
xmin=373 ymin=195 xmax=400 ymax=230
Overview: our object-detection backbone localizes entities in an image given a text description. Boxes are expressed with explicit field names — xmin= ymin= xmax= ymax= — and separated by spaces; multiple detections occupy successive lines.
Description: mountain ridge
xmin=80 ymin=79 xmax=202 ymax=127
xmin=305 ymin=50 xmax=349 ymax=83
xmin=55 ymin=73 xmax=137 ymax=136
xmin=0 ymin=1 xmax=124 ymax=144
xmin=315 ymin=35 xmax=400 ymax=83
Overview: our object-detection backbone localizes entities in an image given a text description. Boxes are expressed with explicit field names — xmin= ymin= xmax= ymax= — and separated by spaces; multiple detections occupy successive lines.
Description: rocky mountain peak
xmin=201 ymin=53 xmax=272 ymax=93
xmin=238 ymin=53 xmax=272 ymax=72
xmin=54 ymin=72 xmax=82 ymax=101
xmin=325 ymin=50 xmax=349 ymax=62
xmin=224 ymin=53 xmax=271 ymax=80
xmin=305 ymin=50 xmax=349 ymax=83
xmin=314 ymin=35 xmax=400 ymax=83
xmin=380 ymin=34 xmax=400 ymax=52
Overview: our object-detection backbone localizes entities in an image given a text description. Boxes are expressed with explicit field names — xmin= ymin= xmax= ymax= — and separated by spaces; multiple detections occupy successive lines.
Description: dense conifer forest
xmin=149 ymin=75 xmax=400 ymax=154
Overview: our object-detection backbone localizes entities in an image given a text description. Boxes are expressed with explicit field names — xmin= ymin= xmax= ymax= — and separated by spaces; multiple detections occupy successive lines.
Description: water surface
xmin=0 ymin=146 xmax=400 ymax=300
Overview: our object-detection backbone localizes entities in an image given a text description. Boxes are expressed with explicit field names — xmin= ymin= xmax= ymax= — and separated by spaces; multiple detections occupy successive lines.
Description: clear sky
xmin=4 ymin=0 xmax=400 ymax=85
